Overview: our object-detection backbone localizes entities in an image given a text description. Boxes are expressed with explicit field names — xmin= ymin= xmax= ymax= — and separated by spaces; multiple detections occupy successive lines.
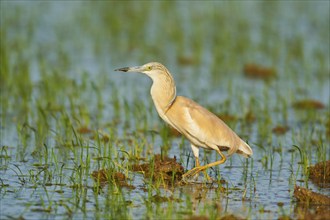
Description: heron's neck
xmin=150 ymin=74 xmax=176 ymax=114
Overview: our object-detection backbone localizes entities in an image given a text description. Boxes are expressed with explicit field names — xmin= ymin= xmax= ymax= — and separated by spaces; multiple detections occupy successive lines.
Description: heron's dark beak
xmin=115 ymin=66 xmax=144 ymax=73
xmin=114 ymin=67 xmax=130 ymax=72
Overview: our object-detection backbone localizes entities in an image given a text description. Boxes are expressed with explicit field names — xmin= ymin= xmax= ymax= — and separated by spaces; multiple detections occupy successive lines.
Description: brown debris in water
xmin=220 ymin=214 xmax=245 ymax=220
xmin=243 ymin=63 xmax=276 ymax=80
xmin=77 ymin=126 xmax=93 ymax=134
xmin=131 ymin=154 xmax=184 ymax=185
xmin=294 ymin=185 xmax=330 ymax=205
xmin=244 ymin=111 xmax=256 ymax=123
xmin=185 ymin=216 xmax=209 ymax=220
xmin=326 ymin=117 xmax=330 ymax=138
xmin=217 ymin=113 xmax=238 ymax=123
xmin=151 ymin=194 xmax=182 ymax=203
xmin=90 ymin=130 xmax=110 ymax=143
xmin=293 ymin=99 xmax=325 ymax=110
xmin=91 ymin=169 xmax=135 ymax=189
xmin=294 ymin=186 xmax=330 ymax=220
xmin=309 ymin=160 xmax=330 ymax=188
xmin=77 ymin=127 xmax=110 ymax=143
xmin=177 ymin=55 xmax=197 ymax=65
xmin=295 ymin=207 xmax=330 ymax=220
xmin=186 ymin=213 xmax=244 ymax=220
xmin=272 ymin=125 xmax=290 ymax=135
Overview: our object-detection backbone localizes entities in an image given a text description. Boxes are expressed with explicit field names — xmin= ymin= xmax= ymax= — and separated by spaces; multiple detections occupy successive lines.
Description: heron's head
xmin=115 ymin=62 xmax=170 ymax=80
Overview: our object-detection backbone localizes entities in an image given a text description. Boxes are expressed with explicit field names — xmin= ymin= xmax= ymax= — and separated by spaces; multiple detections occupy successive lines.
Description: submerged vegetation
xmin=1 ymin=1 xmax=329 ymax=219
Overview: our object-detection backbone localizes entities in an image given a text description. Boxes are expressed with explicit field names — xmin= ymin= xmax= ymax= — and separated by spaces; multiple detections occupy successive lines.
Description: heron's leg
xmin=190 ymin=144 xmax=199 ymax=165
xmin=183 ymin=149 xmax=226 ymax=180
xmin=195 ymin=157 xmax=200 ymax=167
xmin=189 ymin=144 xmax=200 ymax=169
xmin=184 ymin=156 xmax=211 ymax=181
xmin=182 ymin=144 xmax=201 ymax=180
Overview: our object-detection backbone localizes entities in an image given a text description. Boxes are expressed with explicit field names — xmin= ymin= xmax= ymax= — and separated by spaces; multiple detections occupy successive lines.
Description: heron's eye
xmin=146 ymin=66 xmax=152 ymax=71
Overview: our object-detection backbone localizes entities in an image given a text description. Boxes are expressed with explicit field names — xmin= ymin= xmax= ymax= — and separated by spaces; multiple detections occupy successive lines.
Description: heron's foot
xmin=181 ymin=166 xmax=205 ymax=183
xmin=203 ymin=170 xmax=213 ymax=182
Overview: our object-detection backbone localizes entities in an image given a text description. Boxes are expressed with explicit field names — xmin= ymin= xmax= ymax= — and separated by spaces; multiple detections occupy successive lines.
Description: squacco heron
xmin=115 ymin=62 xmax=252 ymax=181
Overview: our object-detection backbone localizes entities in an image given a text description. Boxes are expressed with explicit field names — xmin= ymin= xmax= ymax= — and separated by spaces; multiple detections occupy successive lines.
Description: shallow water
xmin=1 ymin=1 xmax=329 ymax=219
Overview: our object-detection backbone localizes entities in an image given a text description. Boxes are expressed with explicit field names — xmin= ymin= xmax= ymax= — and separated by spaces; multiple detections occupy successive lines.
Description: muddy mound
xmin=294 ymin=186 xmax=330 ymax=219
xmin=243 ymin=63 xmax=276 ymax=80
xmin=131 ymin=154 xmax=184 ymax=185
xmin=309 ymin=160 xmax=330 ymax=188
xmin=294 ymin=186 xmax=330 ymax=205
xmin=91 ymin=169 xmax=135 ymax=189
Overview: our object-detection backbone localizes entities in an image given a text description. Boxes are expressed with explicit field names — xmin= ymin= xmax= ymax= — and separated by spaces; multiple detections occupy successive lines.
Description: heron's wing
xmin=166 ymin=96 xmax=241 ymax=155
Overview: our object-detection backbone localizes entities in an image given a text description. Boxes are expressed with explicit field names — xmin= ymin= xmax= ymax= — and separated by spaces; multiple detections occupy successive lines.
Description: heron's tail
xmin=238 ymin=141 xmax=253 ymax=158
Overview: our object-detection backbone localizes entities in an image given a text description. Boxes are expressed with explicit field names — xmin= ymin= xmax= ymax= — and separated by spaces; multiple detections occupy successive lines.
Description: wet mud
xmin=216 ymin=113 xmax=238 ymax=124
xmin=131 ymin=154 xmax=184 ymax=185
xmin=177 ymin=55 xmax=197 ymax=65
xmin=309 ymin=160 xmax=330 ymax=188
xmin=76 ymin=127 xmax=111 ymax=143
xmin=244 ymin=111 xmax=256 ymax=123
xmin=186 ymin=214 xmax=244 ymax=220
xmin=150 ymin=194 xmax=182 ymax=203
xmin=294 ymin=186 xmax=330 ymax=205
xmin=91 ymin=169 xmax=135 ymax=189
xmin=325 ymin=118 xmax=330 ymax=138
xmin=185 ymin=216 xmax=210 ymax=220
xmin=243 ymin=63 xmax=276 ymax=80
xmin=326 ymin=117 xmax=330 ymax=138
xmin=272 ymin=125 xmax=290 ymax=135
xmin=294 ymin=186 xmax=330 ymax=219
xmin=292 ymin=99 xmax=325 ymax=110
xmin=292 ymin=161 xmax=330 ymax=219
